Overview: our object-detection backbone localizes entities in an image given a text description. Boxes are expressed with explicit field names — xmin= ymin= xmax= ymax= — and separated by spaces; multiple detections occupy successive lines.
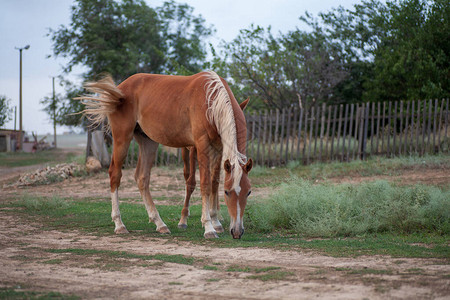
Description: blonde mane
xmin=203 ymin=71 xmax=247 ymax=193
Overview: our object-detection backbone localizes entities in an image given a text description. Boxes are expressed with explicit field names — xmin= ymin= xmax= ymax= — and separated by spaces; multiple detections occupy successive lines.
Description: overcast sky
xmin=0 ymin=0 xmax=362 ymax=135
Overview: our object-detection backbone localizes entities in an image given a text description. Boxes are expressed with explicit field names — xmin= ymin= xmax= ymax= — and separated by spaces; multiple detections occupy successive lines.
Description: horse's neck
xmin=230 ymin=101 xmax=248 ymax=157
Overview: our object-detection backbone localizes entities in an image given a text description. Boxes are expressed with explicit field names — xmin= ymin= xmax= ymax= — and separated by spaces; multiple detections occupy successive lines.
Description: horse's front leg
xmin=210 ymin=150 xmax=224 ymax=233
xmin=197 ymin=144 xmax=218 ymax=239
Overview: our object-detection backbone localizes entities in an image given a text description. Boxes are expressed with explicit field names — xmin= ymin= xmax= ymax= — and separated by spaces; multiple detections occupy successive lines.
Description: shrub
xmin=245 ymin=179 xmax=450 ymax=237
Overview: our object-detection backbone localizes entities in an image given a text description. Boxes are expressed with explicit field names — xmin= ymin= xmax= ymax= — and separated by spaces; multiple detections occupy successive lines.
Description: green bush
xmin=246 ymin=179 xmax=450 ymax=237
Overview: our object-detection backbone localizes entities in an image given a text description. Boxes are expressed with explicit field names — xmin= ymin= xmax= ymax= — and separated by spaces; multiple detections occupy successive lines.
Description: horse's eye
xmin=247 ymin=190 xmax=252 ymax=197
xmin=225 ymin=190 xmax=230 ymax=196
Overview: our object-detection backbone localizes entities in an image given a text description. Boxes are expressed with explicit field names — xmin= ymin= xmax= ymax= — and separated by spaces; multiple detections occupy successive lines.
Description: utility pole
xmin=15 ymin=45 xmax=30 ymax=151
xmin=52 ymin=77 xmax=57 ymax=148
xmin=14 ymin=106 xmax=17 ymax=131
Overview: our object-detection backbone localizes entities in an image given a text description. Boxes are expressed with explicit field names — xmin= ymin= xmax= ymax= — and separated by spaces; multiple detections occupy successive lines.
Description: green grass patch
xmin=2 ymin=193 xmax=449 ymax=259
xmin=247 ymin=271 xmax=295 ymax=281
xmin=226 ymin=265 xmax=252 ymax=272
xmin=0 ymin=149 xmax=77 ymax=167
xmin=0 ymin=287 xmax=80 ymax=300
xmin=45 ymin=248 xmax=195 ymax=265
xmin=203 ymin=265 xmax=219 ymax=271
xmin=250 ymin=154 xmax=450 ymax=186
xmin=246 ymin=179 xmax=450 ymax=237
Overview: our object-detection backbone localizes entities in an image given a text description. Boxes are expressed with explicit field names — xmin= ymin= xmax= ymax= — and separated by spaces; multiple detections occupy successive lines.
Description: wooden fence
xmin=125 ymin=98 xmax=449 ymax=167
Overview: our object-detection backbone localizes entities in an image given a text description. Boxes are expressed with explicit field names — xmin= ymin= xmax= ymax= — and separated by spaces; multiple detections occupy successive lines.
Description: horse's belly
xmin=138 ymin=116 xmax=194 ymax=148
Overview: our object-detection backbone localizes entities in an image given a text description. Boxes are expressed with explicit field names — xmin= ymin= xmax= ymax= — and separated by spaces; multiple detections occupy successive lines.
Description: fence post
xmin=325 ymin=105 xmax=332 ymax=161
xmin=279 ymin=108 xmax=286 ymax=164
xmin=387 ymin=101 xmax=392 ymax=156
xmin=307 ymin=106 xmax=314 ymax=165
xmin=319 ymin=103 xmax=326 ymax=161
xmin=290 ymin=107 xmax=298 ymax=161
xmin=341 ymin=104 xmax=349 ymax=161
xmin=256 ymin=111 xmax=262 ymax=165
xmin=404 ymin=101 xmax=410 ymax=154
xmin=346 ymin=104 xmax=354 ymax=162
xmin=433 ymin=99 xmax=438 ymax=153
xmin=267 ymin=109 xmax=273 ymax=166
xmin=376 ymin=102 xmax=381 ymax=155
xmin=445 ymin=99 xmax=449 ymax=153
xmin=285 ymin=107 xmax=292 ymax=163
xmin=362 ymin=103 xmax=370 ymax=160
xmin=296 ymin=107 xmax=303 ymax=161
xmin=274 ymin=109 xmax=280 ymax=165
xmin=330 ymin=105 xmax=338 ymax=160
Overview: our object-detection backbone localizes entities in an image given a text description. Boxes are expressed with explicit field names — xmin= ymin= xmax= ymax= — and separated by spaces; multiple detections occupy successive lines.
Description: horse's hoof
xmin=204 ymin=231 xmax=219 ymax=239
xmin=178 ymin=223 xmax=188 ymax=229
xmin=214 ymin=225 xmax=224 ymax=233
xmin=157 ymin=226 xmax=171 ymax=234
xmin=114 ymin=226 xmax=129 ymax=234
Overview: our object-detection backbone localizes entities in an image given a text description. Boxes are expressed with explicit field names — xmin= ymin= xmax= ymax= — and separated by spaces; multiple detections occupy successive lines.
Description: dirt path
xmin=1 ymin=212 xmax=448 ymax=299
xmin=0 ymin=164 xmax=449 ymax=299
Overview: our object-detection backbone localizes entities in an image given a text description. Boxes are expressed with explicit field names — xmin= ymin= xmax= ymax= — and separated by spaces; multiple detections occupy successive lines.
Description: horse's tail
xmin=75 ymin=74 xmax=124 ymax=132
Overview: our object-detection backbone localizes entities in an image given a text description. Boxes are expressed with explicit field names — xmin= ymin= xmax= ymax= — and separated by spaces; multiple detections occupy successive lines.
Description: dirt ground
xmin=0 ymin=158 xmax=449 ymax=299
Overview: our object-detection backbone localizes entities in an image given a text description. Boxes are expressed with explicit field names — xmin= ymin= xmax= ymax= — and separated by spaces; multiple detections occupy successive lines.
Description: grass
xmin=246 ymin=179 xmax=450 ymax=237
xmin=46 ymin=248 xmax=195 ymax=265
xmin=2 ymin=194 xmax=449 ymax=259
xmin=249 ymin=153 xmax=450 ymax=186
xmin=0 ymin=287 xmax=80 ymax=300
xmin=0 ymin=148 xmax=78 ymax=167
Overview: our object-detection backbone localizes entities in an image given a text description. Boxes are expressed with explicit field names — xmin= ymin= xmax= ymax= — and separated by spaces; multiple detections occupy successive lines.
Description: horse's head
xmin=223 ymin=158 xmax=253 ymax=239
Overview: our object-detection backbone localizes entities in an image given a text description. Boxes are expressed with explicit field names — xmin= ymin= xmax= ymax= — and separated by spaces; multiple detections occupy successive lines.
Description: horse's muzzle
xmin=231 ymin=228 xmax=244 ymax=239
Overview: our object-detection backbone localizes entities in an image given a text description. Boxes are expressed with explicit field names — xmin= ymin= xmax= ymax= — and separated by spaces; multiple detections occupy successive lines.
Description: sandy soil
xmin=0 ymin=163 xmax=449 ymax=299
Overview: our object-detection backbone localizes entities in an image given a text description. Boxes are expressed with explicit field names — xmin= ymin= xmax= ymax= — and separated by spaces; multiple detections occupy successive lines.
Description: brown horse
xmin=178 ymin=99 xmax=250 ymax=230
xmin=78 ymin=71 xmax=253 ymax=239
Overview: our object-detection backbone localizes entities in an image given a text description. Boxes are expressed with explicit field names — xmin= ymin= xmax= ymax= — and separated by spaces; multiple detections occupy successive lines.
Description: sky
xmin=0 ymin=0 xmax=363 ymax=135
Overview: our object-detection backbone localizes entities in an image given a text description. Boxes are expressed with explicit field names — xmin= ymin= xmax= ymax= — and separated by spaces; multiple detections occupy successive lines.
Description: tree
xmin=47 ymin=0 xmax=213 ymax=126
xmin=320 ymin=0 xmax=449 ymax=102
xmin=218 ymin=0 xmax=449 ymax=109
xmin=218 ymin=23 xmax=348 ymax=110
xmin=0 ymin=95 xmax=13 ymax=128
xmin=40 ymin=78 xmax=87 ymax=128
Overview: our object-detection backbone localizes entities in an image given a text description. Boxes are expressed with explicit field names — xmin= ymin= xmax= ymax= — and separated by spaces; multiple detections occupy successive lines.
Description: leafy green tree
xmin=0 ymin=95 xmax=13 ymax=128
xmin=47 ymin=0 xmax=213 ymax=126
xmin=320 ymin=0 xmax=449 ymax=101
xmin=218 ymin=23 xmax=348 ymax=110
xmin=40 ymin=78 xmax=88 ymax=128
xmin=157 ymin=1 xmax=215 ymax=75
xmin=219 ymin=0 xmax=448 ymax=109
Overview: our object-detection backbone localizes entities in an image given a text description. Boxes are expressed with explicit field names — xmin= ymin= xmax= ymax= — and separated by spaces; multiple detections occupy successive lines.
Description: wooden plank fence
xmin=124 ymin=99 xmax=449 ymax=167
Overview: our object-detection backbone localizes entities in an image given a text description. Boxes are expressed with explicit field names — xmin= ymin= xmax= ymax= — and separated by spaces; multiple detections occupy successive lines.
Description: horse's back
xmin=115 ymin=73 xmax=211 ymax=147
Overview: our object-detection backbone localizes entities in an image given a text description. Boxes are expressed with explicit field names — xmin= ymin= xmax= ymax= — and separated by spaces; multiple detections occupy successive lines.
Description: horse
xmin=177 ymin=98 xmax=250 ymax=230
xmin=78 ymin=71 xmax=253 ymax=239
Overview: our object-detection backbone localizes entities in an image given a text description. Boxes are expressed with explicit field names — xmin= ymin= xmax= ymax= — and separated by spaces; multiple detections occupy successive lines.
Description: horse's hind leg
xmin=134 ymin=133 xmax=170 ymax=234
xmin=109 ymin=134 xmax=133 ymax=234
xmin=178 ymin=147 xmax=197 ymax=229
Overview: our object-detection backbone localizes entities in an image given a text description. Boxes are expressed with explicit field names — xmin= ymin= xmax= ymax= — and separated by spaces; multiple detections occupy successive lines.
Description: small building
xmin=0 ymin=129 xmax=22 ymax=152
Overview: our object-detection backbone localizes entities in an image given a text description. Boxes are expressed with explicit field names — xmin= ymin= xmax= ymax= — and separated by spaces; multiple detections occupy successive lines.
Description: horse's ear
xmin=224 ymin=159 xmax=233 ymax=173
xmin=239 ymin=98 xmax=250 ymax=111
xmin=243 ymin=158 xmax=253 ymax=173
